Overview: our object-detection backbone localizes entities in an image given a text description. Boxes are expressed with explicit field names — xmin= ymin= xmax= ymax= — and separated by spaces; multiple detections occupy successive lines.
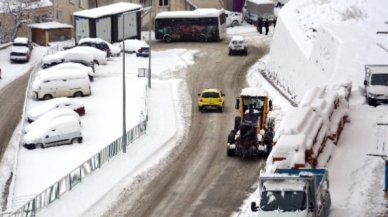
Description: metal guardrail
xmin=1 ymin=119 xmax=147 ymax=217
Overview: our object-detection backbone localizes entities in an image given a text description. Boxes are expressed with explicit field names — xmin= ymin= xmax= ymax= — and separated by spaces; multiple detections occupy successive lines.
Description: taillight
xmin=219 ymin=98 xmax=222 ymax=102
xmin=200 ymin=98 xmax=203 ymax=102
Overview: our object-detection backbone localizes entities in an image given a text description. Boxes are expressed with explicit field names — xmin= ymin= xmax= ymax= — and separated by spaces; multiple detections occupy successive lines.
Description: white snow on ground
xmin=0 ymin=0 xmax=388 ymax=216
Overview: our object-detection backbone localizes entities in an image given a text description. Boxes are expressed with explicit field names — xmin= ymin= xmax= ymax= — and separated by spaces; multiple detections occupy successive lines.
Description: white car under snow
xmin=24 ymin=108 xmax=80 ymax=134
xmin=27 ymin=97 xmax=85 ymax=122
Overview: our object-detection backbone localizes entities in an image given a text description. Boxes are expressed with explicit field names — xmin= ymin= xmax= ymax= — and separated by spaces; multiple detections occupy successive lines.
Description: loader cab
xmin=236 ymin=95 xmax=268 ymax=130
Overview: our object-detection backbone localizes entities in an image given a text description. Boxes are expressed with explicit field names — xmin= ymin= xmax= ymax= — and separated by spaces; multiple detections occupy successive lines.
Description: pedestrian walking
xmin=264 ymin=18 xmax=269 ymax=35
xmin=257 ymin=17 xmax=263 ymax=34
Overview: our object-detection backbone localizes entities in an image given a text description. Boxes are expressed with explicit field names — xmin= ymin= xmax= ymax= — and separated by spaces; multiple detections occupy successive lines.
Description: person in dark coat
xmin=264 ymin=18 xmax=269 ymax=35
xmin=257 ymin=17 xmax=263 ymax=34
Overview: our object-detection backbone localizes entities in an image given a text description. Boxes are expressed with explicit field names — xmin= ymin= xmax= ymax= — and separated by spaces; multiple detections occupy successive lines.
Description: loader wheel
xmin=227 ymin=148 xmax=235 ymax=157
xmin=234 ymin=116 xmax=241 ymax=130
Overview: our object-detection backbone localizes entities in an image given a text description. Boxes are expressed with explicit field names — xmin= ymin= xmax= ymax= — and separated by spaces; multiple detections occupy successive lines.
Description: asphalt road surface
xmin=0 ymin=72 xmax=30 ymax=160
xmin=102 ymin=38 xmax=270 ymax=217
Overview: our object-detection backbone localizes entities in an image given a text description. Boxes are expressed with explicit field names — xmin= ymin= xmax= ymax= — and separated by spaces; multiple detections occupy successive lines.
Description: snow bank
xmin=264 ymin=0 xmax=387 ymax=103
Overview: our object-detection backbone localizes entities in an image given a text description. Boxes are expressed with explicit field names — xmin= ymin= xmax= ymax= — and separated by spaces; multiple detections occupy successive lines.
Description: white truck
xmin=225 ymin=10 xmax=243 ymax=27
xmin=364 ymin=64 xmax=388 ymax=106
xmin=251 ymin=169 xmax=331 ymax=217
xmin=243 ymin=0 xmax=275 ymax=25
xmin=9 ymin=37 xmax=33 ymax=63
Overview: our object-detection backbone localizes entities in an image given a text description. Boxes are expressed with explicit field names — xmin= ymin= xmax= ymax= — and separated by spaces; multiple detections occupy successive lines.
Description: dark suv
xmin=136 ymin=47 xmax=150 ymax=57
xmin=78 ymin=38 xmax=121 ymax=57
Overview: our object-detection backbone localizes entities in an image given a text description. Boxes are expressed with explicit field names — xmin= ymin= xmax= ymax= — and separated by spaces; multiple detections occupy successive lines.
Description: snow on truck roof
xmin=155 ymin=8 xmax=224 ymax=19
xmin=263 ymin=179 xmax=306 ymax=191
xmin=13 ymin=37 xmax=29 ymax=44
xmin=365 ymin=65 xmax=388 ymax=74
xmin=73 ymin=2 xmax=142 ymax=18
xmin=240 ymin=87 xmax=268 ymax=97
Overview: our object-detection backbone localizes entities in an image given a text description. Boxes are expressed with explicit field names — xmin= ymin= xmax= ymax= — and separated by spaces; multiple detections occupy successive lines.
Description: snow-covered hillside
xmin=266 ymin=0 xmax=388 ymax=102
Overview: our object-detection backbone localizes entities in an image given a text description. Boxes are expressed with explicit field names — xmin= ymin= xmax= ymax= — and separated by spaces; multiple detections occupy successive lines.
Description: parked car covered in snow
xmin=24 ymin=108 xmax=80 ymax=134
xmin=42 ymin=49 xmax=95 ymax=70
xmin=117 ymin=39 xmax=149 ymax=54
xmin=23 ymin=115 xmax=83 ymax=150
xmin=43 ymin=62 xmax=95 ymax=81
xmin=78 ymin=37 xmax=121 ymax=57
xmin=68 ymin=46 xmax=108 ymax=65
xmin=27 ymin=97 xmax=85 ymax=122
xmin=10 ymin=37 xmax=33 ymax=63
xmin=32 ymin=69 xmax=91 ymax=100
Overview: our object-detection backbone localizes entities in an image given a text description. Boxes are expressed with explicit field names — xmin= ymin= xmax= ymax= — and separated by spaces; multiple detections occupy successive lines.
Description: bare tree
xmin=0 ymin=0 xmax=47 ymax=42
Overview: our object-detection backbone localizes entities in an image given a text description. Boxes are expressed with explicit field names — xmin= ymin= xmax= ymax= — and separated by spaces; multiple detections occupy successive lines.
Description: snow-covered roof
xmin=231 ymin=35 xmax=245 ymax=41
xmin=37 ymin=69 xmax=88 ymax=81
xmin=240 ymin=87 xmax=268 ymax=97
xmin=155 ymin=8 xmax=223 ymax=19
xmin=28 ymin=22 xmax=73 ymax=30
xmin=73 ymin=2 xmax=142 ymax=19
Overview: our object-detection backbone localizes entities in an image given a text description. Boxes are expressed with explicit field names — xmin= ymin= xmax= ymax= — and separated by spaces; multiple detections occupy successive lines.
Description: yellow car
xmin=198 ymin=88 xmax=225 ymax=112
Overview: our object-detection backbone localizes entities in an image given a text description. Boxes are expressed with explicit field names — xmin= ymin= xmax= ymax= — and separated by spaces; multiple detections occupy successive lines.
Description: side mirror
xmin=197 ymin=93 xmax=200 ymax=96
xmin=45 ymin=135 xmax=49 ymax=138
xmin=363 ymin=80 xmax=368 ymax=86
xmin=269 ymin=99 xmax=273 ymax=111
xmin=251 ymin=202 xmax=259 ymax=212
xmin=235 ymin=98 xmax=240 ymax=110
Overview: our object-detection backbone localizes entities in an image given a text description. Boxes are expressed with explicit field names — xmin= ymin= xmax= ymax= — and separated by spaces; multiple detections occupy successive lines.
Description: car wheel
xmin=164 ymin=36 xmax=172 ymax=43
xmin=24 ymin=144 xmax=36 ymax=150
xmin=39 ymin=143 xmax=45 ymax=149
xmin=367 ymin=97 xmax=377 ymax=106
xmin=74 ymin=91 xmax=83 ymax=98
xmin=219 ymin=107 xmax=224 ymax=113
xmin=199 ymin=107 xmax=203 ymax=113
xmin=231 ymin=20 xmax=239 ymax=27
xmin=43 ymin=94 xmax=53 ymax=100
xmin=227 ymin=147 xmax=235 ymax=157
xmin=72 ymin=137 xmax=83 ymax=144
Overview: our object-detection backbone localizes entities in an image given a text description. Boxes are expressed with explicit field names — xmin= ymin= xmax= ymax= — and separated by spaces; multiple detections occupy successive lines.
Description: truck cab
xmin=251 ymin=169 xmax=331 ymax=217
xmin=364 ymin=64 xmax=388 ymax=106
xmin=10 ymin=37 xmax=33 ymax=63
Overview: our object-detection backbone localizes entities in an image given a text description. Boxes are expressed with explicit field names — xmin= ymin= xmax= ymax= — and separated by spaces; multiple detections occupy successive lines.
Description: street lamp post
xmin=148 ymin=9 xmax=152 ymax=88
xmin=122 ymin=8 xmax=142 ymax=153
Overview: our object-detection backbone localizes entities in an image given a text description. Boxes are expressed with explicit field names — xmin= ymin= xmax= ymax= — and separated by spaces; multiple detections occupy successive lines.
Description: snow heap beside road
xmin=265 ymin=0 xmax=388 ymax=102
xmin=267 ymin=83 xmax=351 ymax=171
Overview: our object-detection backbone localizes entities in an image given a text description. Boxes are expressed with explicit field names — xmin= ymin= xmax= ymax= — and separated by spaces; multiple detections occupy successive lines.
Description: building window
xmin=140 ymin=0 xmax=152 ymax=7
xmin=57 ymin=10 xmax=63 ymax=22
xmin=80 ymin=0 xmax=86 ymax=9
xmin=159 ymin=0 xmax=168 ymax=6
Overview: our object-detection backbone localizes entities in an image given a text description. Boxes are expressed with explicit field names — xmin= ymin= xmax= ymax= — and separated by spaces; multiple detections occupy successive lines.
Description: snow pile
xmin=265 ymin=0 xmax=388 ymax=103
xmin=267 ymin=82 xmax=351 ymax=170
